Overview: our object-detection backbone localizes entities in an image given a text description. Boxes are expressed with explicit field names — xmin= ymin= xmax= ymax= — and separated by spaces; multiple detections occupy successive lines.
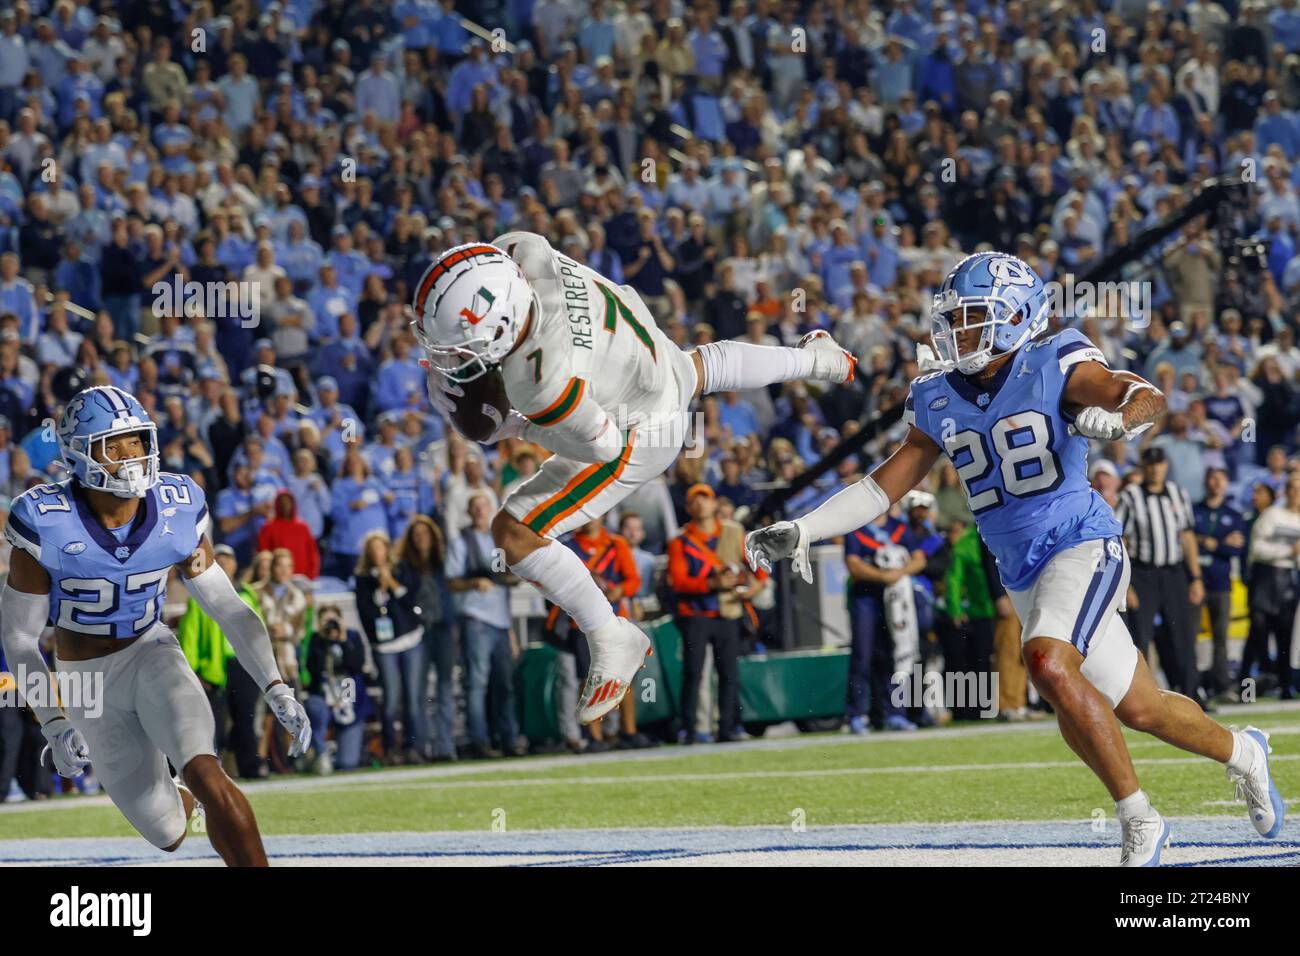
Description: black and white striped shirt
xmin=1115 ymin=480 xmax=1195 ymax=567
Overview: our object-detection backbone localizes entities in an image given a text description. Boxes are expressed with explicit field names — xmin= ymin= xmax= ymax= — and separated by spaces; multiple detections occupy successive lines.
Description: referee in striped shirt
xmin=1115 ymin=446 xmax=1205 ymax=703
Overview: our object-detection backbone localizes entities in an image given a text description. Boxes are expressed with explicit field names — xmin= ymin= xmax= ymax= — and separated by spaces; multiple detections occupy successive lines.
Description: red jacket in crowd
xmin=257 ymin=489 xmax=320 ymax=579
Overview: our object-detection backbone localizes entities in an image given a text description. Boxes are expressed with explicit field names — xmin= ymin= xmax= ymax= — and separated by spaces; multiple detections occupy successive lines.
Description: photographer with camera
xmin=304 ymin=604 xmax=369 ymax=773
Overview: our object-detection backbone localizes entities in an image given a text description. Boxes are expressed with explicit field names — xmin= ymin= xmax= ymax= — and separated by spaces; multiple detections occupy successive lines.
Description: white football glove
xmin=745 ymin=520 xmax=814 ymax=583
xmin=1071 ymin=406 xmax=1154 ymax=442
xmin=265 ymin=683 xmax=312 ymax=758
xmin=41 ymin=715 xmax=90 ymax=778
xmin=421 ymin=360 xmax=463 ymax=417
xmin=484 ymin=408 xmax=528 ymax=444
xmin=915 ymin=342 xmax=943 ymax=372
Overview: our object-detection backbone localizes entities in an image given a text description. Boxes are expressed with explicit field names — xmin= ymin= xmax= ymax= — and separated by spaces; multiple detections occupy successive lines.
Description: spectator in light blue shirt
xmin=446 ymin=42 xmax=499 ymax=119
xmin=308 ymin=264 xmax=358 ymax=342
xmin=0 ymin=254 xmax=39 ymax=345
xmin=666 ymin=161 xmax=711 ymax=214
xmin=154 ymin=102 xmax=195 ymax=174
xmin=329 ymin=452 xmax=391 ymax=579
xmin=431 ymin=0 xmax=470 ymax=57
xmin=36 ymin=302 xmax=84 ymax=368
xmin=29 ymin=19 xmax=75 ymax=92
xmin=1131 ymin=88 xmax=1180 ymax=149
xmin=286 ymin=445 xmax=332 ymax=540
xmin=276 ymin=219 xmax=323 ymax=291
xmin=717 ymin=392 xmax=761 ymax=441
xmin=52 ymin=239 xmax=101 ymax=314
xmin=355 ymin=52 xmax=401 ymax=124
xmin=578 ymin=2 xmax=616 ymax=62
xmin=327 ymin=227 xmax=371 ymax=298
xmin=375 ymin=334 xmax=426 ymax=414
xmin=395 ymin=0 xmax=437 ymax=48
xmin=267 ymin=74 xmax=306 ymax=123
xmin=57 ymin=60 xmax=104 ymax=130
xmin=215 ymin=462 xmax=279 ymax=565
xmin=1254 ymin=93 xmax=1300 ymax=159
xmin=872 ymin=36 xmax=915 ymax=106
xmin=0 ymin=14 xmax=31 ymax=95
xmin=1271 ymin=0 xmax=1300 ymax=55
xmin=216 ymin=54 xmax=259 ymax=133
xmin=689 ymin=19 xmax=729 ymax=86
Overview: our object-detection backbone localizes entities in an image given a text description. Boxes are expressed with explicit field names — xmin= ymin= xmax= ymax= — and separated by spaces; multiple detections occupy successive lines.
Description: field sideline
xmin=3 ymin=703 xmax=1298 ymax=866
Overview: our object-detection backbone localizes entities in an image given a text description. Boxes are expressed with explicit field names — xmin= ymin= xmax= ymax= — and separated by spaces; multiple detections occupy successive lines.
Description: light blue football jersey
xmin=904 ymin=327 xmax=1123 ymax=591
xmin=5 ymin=472 xmax=210 ymax=639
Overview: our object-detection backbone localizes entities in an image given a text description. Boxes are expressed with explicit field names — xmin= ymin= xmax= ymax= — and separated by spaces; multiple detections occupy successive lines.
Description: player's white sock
xmin=1115 ymin=788 xmax=1154 ymax=819
xmin=510 ymin=541 xmax=617 ymax=638
xmin=1226 ymin=729 xmax=1257 ymax=775
xmin=695 ymin=341 xmax=816 ymax=394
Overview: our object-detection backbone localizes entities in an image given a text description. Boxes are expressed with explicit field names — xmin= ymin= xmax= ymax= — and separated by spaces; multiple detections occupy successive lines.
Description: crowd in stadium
xmin=3 ymin=0 xmax=1300 ymax=794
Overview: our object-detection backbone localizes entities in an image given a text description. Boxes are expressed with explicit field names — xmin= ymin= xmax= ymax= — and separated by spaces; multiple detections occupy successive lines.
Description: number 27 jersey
xmin=904 ymin=328 xmax=1122 ymax=591
xmin=5 ymin=473 xmax=210 ymax=639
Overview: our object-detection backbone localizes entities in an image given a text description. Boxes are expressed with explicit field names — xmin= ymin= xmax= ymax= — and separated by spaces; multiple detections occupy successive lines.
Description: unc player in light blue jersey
xmin=747 ymin=252 xmax=1286 ymax=866
xmin=0 ymin=386 xmax=310 ymax=866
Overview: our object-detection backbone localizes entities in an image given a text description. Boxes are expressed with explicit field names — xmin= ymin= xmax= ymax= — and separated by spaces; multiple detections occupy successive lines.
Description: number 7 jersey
xmin=5 ymin=473 xmax=210 ymax=638
xmin=904 ymin=327 xmax=1122 ymax=591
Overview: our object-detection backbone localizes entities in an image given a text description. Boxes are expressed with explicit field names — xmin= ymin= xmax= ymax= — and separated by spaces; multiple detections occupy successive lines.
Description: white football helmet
xmin=410 ymin=242 xmax=538 ymax=382
xmin=900 ymin=489 xmax=936 ymax=513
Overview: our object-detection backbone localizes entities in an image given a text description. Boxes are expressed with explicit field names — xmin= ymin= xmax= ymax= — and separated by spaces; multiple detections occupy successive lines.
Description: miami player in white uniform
xmin=746 ymin=252 xmax=1285 ymax=866
xmin=1 ymin=386 xmax=310 ymax=865
xmin=414 ymin=233 xmax=856 ymax=723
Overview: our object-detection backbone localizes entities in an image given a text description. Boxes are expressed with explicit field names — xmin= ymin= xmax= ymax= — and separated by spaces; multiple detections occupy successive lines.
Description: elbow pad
xmin=0 ymin=585 xmax=61 ymax=725
xmin=184 ymin=563 xmax=280 ymax=692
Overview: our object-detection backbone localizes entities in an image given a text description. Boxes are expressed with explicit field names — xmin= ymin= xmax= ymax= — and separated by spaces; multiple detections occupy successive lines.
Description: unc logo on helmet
xmin=930 ymin=252 xmax=1050 ymax=375
xmin=58 ymin=386 xmax=160 ymax=498
xmin=409 ymin=242 xmax=539 ymax=383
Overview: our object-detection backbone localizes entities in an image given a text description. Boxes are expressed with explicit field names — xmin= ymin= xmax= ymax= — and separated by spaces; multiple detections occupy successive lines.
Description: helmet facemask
xmin=64 ymin=424 xmax=160 ymax=498
xmin=931 ymin=291 xmax=1039 ymax=375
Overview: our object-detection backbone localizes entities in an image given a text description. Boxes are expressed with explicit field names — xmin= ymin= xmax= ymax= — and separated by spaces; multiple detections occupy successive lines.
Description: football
xmin=450 ymin=366 xmax=512 ymax=442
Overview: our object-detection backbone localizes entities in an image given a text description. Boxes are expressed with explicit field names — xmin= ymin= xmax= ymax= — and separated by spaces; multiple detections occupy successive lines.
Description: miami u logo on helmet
xmin=459 ymin=286 xmax=496 ymax=326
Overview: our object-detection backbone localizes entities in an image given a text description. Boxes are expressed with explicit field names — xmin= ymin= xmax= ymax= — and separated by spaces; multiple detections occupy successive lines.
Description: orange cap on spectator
xmin=686 ymin=483 xmax=715 ymax=502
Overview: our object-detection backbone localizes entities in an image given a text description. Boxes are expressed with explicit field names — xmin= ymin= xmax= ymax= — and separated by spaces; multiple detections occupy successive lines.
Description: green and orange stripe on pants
xmin=522 ymin=429 xmax=636 ymax=536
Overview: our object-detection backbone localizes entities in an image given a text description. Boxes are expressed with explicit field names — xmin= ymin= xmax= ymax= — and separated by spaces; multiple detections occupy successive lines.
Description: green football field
xmin=2 ymin=703 xmax=1296 ymax=860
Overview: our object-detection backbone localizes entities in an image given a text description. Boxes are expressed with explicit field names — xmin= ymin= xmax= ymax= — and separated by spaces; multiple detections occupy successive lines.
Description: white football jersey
xmin=492 ymin=231 xmax=682 ymax=426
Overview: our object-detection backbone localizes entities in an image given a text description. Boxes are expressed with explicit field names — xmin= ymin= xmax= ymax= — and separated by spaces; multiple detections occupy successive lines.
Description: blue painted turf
xmin=3 ymin=820 xmax=1298 ymax=867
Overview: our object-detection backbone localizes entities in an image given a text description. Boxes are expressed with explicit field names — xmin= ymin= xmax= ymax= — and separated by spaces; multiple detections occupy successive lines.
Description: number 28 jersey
xmin=904 ymin=328 xmax=1122 ymax=591
xmin=5 ymin=473 xmax=210 ymax=639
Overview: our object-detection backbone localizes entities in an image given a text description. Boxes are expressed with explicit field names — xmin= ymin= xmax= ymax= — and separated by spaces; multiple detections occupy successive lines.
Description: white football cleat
xmin=797 ymin=330 xmax=857 ymax=384
xmin=577 ymin=619 xmax=652 ymax=725
xmin=1118 ymin=812 xmax=1171 ymax=867
xmin=1228 ymin=726 xmax=1286 ymax=839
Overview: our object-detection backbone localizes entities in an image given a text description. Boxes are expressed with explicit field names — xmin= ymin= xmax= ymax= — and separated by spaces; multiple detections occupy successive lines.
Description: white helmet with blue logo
xmin=58 ymin=386 xmax=160 ymax=498
xmin=930 ymin=251 xmax=1051 ymax=374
